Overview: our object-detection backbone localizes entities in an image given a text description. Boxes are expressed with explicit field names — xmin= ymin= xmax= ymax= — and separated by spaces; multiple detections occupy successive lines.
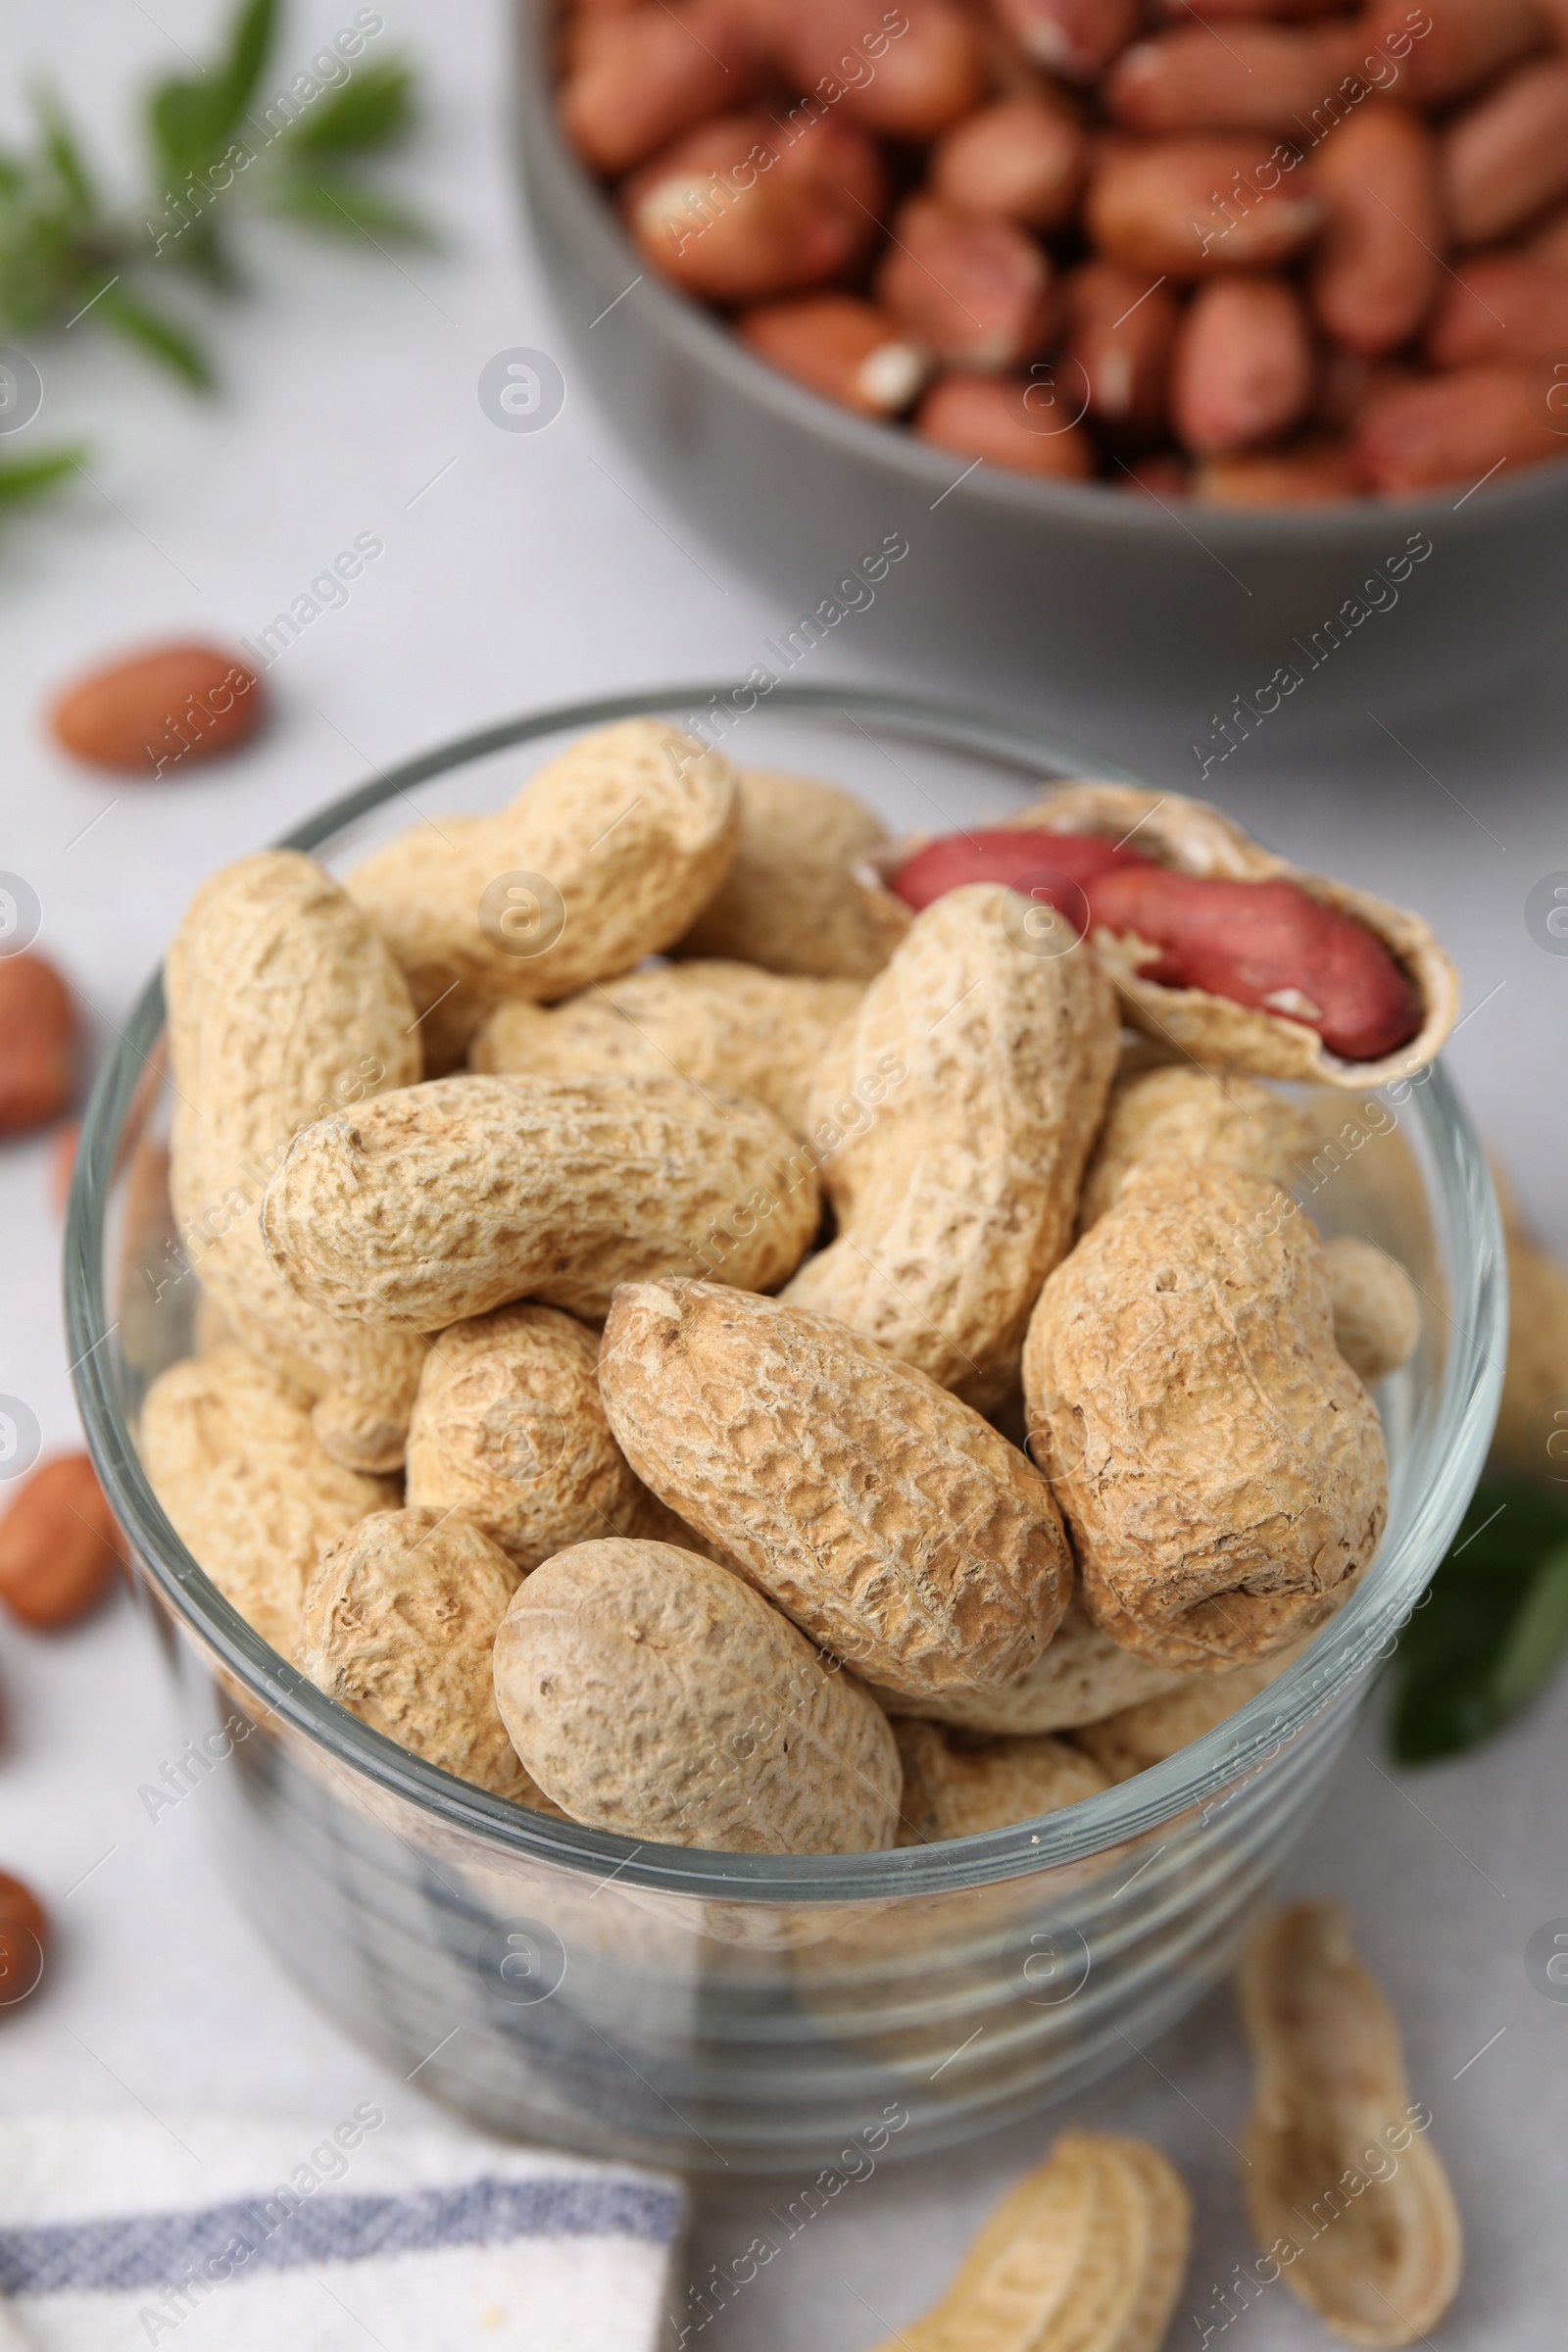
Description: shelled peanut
xmin=554 ymin=0 xmax=1568 ymax=500
xmin=133 ymin=723 xmax=1454 ymax=1859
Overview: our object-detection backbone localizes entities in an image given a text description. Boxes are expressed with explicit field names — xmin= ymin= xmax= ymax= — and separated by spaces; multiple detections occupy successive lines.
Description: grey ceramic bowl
xmin=515 ymin=0 xmax=1568 ymax=734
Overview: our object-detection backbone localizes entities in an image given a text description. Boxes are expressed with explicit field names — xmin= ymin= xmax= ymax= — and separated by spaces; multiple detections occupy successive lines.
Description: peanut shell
xmin=784 ymin=884 xmax=1118 ymax=1408
xmin=1238 ymin=1901 xmax=1462 ymax=2347
xmin=1078 ymin=1063 xmax=1316 ymax=1232
xmin=298 ymin=1506 xmax=557 ymax=1810
xmin=348 ymin=718 xmax=739 ymax=1068
xmin=1323 ymin=1235 xmax=1421 ymax=1386
xmin=492 ymin=1538 xmax=902 ymax=1853
xmin=894 ymin=1718 xmax=1110 ymax=1844
xmin=139 ymin=1342 xmax=398 ymax=1656
xmin=1488 ymin=1161 xmax=1568 ymax=1486
xmin=867 ymin=2131 xmax=1192 ymax=2352
xmin=598 ymin=1278 xmax=1073 ymax=1699
xmin=165 ymin=850 xmax=428 ymax=1472
xmin=470 ymin=959 xmax=862 ymax=1139
xmin=1023 ymin=1162 xmax=1388 ymax=1670
xmin=673 ymin=764 xmax=896 ymax=977
xmin=868 ymin=1594 xmax=1191 ymax=1735
xmin=261 ymin=1072 xmax=819 ymax=1331
xmin=1073 ymin=1648 xmax=1298 ymax=1784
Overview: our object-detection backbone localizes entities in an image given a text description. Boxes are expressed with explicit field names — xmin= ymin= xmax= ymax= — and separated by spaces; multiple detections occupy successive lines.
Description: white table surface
xmin=3 ymin=5 xmax=1566 ymax=2347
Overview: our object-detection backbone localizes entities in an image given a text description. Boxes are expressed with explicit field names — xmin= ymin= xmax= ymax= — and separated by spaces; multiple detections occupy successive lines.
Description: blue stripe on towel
xmin=0 ymin=2176 xmax=683 ymax=2296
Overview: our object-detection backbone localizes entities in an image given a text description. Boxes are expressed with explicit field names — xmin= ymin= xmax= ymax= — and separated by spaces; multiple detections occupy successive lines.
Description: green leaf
xmin=0 ymin=443 xmax=84 ymax=506
xmin=283 ymin=62 xmax=416 ymax=156
xmin=31 ymin=88 xmax=96 ymax=214
xmin=1490 ymin=1544 xmax=1568 ymax=1715
xmin=147 ymin=0 xmax=277 ymax=169
xmin=94 ymin=284 xmax=215 ymax=389
xmin=270 ymin=177 xmax=433 ymax=245
xmin=1389 ymin=1479 xmax=1568 ymax=1762
xmin=220 ymin=0 xmax=277 ymax=119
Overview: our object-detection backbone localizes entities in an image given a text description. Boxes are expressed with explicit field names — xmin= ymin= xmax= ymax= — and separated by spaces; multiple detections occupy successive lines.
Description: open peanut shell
xmin=856 ymin=783 xmax=1458 ymax=1092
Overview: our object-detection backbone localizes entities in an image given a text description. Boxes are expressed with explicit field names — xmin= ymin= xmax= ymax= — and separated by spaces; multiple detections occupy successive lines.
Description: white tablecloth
xmin=2 ymin=5 xmax=1565 ymax=2345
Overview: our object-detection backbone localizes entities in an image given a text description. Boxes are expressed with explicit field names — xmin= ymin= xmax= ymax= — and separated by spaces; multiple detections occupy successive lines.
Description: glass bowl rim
xmin=65 ymin=678 xmax=1506 ymax=1905
xmin=513 ymin=8 xmax=1568 ymax=543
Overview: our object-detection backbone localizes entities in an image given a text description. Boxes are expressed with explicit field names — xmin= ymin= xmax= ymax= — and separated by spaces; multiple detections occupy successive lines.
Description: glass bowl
xmin=67 ymin=683 xmax=1504 ymax=2172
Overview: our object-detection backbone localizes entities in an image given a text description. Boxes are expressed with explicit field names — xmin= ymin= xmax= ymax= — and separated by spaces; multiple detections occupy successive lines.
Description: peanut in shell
xmin=597 ymin=1278 xmax=1073 ymax=1700
xmin=1077 ymin=1062 xmax=1316 ymax=1232
xmin=1322 ymin=1235 xmax=1422 ymax=1387
xmin=868 ymin=1593 xmax=1191 ymax=1735
xmin=1073 ymin=1648 xmax=1298 ymax=1784
xmin=260 ymin=1072 xmax=819 ymax=1332
xmin=672 ymin=763 xmax=897 ymax=977
xmin=894 ymin=1718 xmax=1110 ymax=1845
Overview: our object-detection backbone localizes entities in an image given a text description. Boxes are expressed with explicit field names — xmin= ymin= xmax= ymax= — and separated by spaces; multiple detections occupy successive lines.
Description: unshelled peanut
xmin=673 ymin=763 xmax=894 ymax=977
xmin=894 ymin=1718 xmax=1110 ymax=1843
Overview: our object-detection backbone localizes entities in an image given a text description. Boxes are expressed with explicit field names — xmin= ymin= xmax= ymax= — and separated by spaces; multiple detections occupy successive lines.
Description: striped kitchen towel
xmin=0 ymin=2113 xmax=685 ymax=2351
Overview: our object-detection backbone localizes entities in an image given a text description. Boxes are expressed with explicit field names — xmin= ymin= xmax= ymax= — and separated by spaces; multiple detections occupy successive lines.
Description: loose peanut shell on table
xmin=673 ymin=764 xmax=900 ymax=978
xmin=598 ymin=1279 xmax=1073 ymax=1700
xmin=298 ymin=1507 xmax=557 ymax=1811
xmin=866 ymin=2130 xmax=1192 ymax=2352
xmin=1073 ymin=1648 xmax=1299 ymax=1785
xmin=138 ymin=1343 xmax=398 ymax=1657
xmin=165 ymin=849 xmax=428 ymax=1472
xmin=470 ymin=959 xmax=863 ymax=1140
xmin=1490 ymin=1161 xmax=1568 ymax=1483
xmin=1322 ymin=1235 xmax=1422 ymax=1387
xmin=1024 ymin=1162 xmax=1388 ymax=1672
xmin=867 ymin=1594 xmax=1190 ymax=1736
xmin=1238 ymin=1901 xmax=1462 ymax=2347
xmin=1077 ymin=1063 xmax=1316 ymax=1232
xmin=260 ymin=1072 xmax=819 ymax=1331
xmin=783 ymin=883 xmax=1119 ymax=1408
xmin=894 ymin=1718 xmax=1110 ymax=1845
xmin=492 ymin=1538 xmax=902 ymax=1854
xmin=406 ymin=1303 xmax=652 ymax=1570
xmin=1003 ymin=783 xmax=1458 ymax=1088
xmin=348 ymin=718 xmax=740 ymax=1068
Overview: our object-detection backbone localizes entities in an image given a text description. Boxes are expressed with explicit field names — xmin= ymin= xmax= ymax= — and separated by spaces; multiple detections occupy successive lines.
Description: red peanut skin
xmin=1087 ymin=138 xmax=1323 ymax=278
xmin=737 ymin=295 xmax=925 ymax=414
xmin=1427 ymin=255 xmax=1568 ymax=367
xmin=625 ymin=112 xmax=884 ymax=302
xmin=1105 ymin=24 xmax=1366 ymax=137
xmin=0 ymin=1454 xmax=126 ymax=1630
xmin=1444 ymin=61 xmax=1568 ymax=248
xmin=876 ymin=198 xmax=1054 ymax=369
xmin=0 ymin=955 xmax=75 ymax=1138
xmin=1360 ymin=0 xmax=1543 ymax=108
xmin=1528 ymin=205 xmax=1568 ymax=272
xmin=913 ymin=373 xmax=1097 ymax=476
xmin=50 ymin=643 xmax=263 ymax=775
xmin=1171 ymin=276 xmax=1314 ymax=457
xmin=559 ymin=1 xmax=760 ymax=174
xmin=1063 ymin=260 xmax=1180 ymax=438
xmin=930 ymin=97 xmax=1087 ymax=230
xmin=989 ymin=0 xmax=1140 ymax=82
xmin=1354 ymin=364 xmax=1568 ymax=494
xmin=1156 ymin=0 xmax=1348 ymax=14
xmin=891 ymin=830 xmax=1422 ymax=1061
xmin=0 ymin=1871 xmax=47 ymax=2007
xmin=1311 ymin=104 xmax=1443 ymax=358
xmin=776 ymin=0 xmax=985 ymax=140
xmin=1195 ymin=442 xmax=1360 ymax=504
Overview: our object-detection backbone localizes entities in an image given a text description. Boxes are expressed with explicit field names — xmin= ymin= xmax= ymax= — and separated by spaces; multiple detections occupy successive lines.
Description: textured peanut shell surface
xmin=1323 ymin=1236 xmax=1422 ymax=1387
xmin=1005 ymin=782 xmax=1459 ymax=1089
xmin=491 ymin=1538 xmax=902 ymax=1854
xmin=597 ymin=1279 xmax=1073 ymax=1699
xmin=470 ymin=959 xmax=862 ymax=1139
xmin=1238 ymin=1902 xmax=1462 ymax=2347
xmin=1024 ymin=1163 xmax=1389 ymax=1671
xmin=894 ymin=1718 xmax=1110 ymax=1845
xmin=405 ymin=1303 xmax=649 ymax=1569
xmin=1488 ymin=1163 xmax=1568 ymax=1485
xmin=1073 ymin=1649 xmax=1298 ymax=1785
xmin=868 ymin=1594 xmax=1191 ymax=1735
xmin=165 ymin=850 xmax=427 ymax=1471
xmin=138 ymin=1342 xmax=398 ymax=1657
xmin=261 ymin=1072 xmax=818 ymax=1331
xmin=347 ymin=719 xmax=739 ymax=1067
xmin=867 ymin=2131 xmax=1192 ymax=2352
xmin=784 ymin=884 xmax=1119 ymax=1408
xmin=1078 ymin=1064 xmax=1317 ymax=1232
xmin=297 ymin=1506 xmax=555 ymax=1809
xmin=673 ymin=764 xmax=895 ymax=978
